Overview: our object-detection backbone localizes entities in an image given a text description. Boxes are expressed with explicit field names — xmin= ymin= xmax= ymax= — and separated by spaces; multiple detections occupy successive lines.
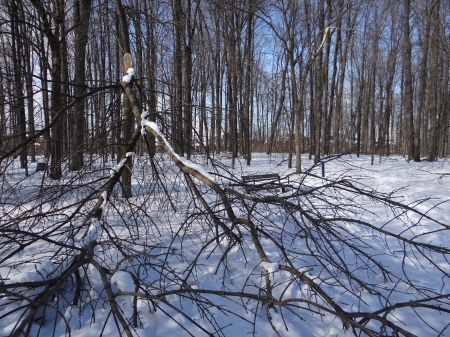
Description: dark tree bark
xmin=214 ymin=14 xmax=223 ymax=155
xmin=116 ymin=0 xmax=133 ymax=197
xmin=0 ymin=67 xmax=5 ymax=156
xmin=267 ymin=64 xmax=287 ymax=156
xmin=10 ymin=0 xmax=27 ymax=174
xmin=384 ymin=45 xmax=398 ymax=157
xmin=403 ymin=0 xmax=415 ymax=162
xmin=30 ymin=0 xmax=65 ymax=180
xmin=356 ymin=72 xmax=365 ymax=157
xmin=324 ymin=10 xmax=339 ymax=156
xmin=242 ymin=0 xmax=254 ymax=165
xmin=428 ymin=0 xmax=440 ymax=162
xmin=224 ymin=5 xmax=239 ymax=169
xmin=144 ymin=0 xmax=157 ymax=158
xmin=184 ymin=0 xmax=194 ymax=160
xmin=13 ymin=1 xmax=36 ymax=163
xmin=70 ymin=0 xmax=92 ymax=171
xmin=313 ymin=0 xmax=325 ymax=165
xmin=114 ymin=14 xmax=121 ymax=161
xmin=440 ymin=60 xmax=449 ymax=158
xmin=173 ymin=0 xmax=184 ymax=155
xmin=333 ymin=2 xmax=354 ymax=154
xmin=322 ymin=0 xmax=334 ymax=157
xmin=278 ymin=0 xmax=302 ymax=172
xmin=414 ymin=6 xmax=430 ymax=162
xmin=60 ymin=20 xmax=69 ymax=157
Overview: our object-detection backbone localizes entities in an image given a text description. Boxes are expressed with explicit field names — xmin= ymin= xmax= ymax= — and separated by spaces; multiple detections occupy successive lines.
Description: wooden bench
xmin=36 ymin=162 xmax=47 ymax=172
xmin=242 ymin=173 xmax=287 ymax=193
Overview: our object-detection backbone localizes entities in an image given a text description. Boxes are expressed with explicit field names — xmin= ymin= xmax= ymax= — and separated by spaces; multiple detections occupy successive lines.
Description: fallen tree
xmin=1 ymin=62 xmax=450 ymax=337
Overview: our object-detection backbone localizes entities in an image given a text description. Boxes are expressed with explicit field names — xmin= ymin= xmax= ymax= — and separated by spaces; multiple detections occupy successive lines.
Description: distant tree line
xmin=0 ymin=0 xmax=449 ymax=180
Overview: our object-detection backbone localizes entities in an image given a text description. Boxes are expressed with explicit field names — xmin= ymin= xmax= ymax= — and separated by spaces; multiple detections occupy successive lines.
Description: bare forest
xmin=1 ymin=0 xmax=450 ymax=336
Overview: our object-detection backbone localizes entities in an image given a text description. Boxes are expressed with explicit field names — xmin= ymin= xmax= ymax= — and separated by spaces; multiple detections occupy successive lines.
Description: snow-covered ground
xmin=1 ymin=153 xmax=449 ymax=336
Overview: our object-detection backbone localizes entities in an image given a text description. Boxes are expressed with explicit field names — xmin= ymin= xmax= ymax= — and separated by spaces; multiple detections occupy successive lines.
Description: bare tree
xmin=2 ymin=67 xmax=450 ymax=336
xmin=116 ymin=0 xmax=133 ymax=198
xmin=1 ymin=1 xmax=450 ymax=336
xmin=29 ymin=0 xmax=66 ymax=180
xmin=69 ymin=0 xmax=92 ymax=171
xmin=428 ymin=0 xmax=441 ymax=162
xmin=403 ymin=0 xmax=415 ymax=162
xmin=9 ymin=0 xmax=28 ymax=173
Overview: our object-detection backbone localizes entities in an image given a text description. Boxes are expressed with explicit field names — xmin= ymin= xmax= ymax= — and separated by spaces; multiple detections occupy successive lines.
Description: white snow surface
xmin=110 ymin=270 xmax=135 ymax=292
xmin=1 ymin=153 xmax=450 ymax=337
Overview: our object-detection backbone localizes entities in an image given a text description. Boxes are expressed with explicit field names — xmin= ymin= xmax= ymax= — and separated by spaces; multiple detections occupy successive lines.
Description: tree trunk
xmin=10 ymin=0 xmax=28 ymax=174
xmin=0 ymin=69 xmax=5 ymax=156
xmin=145 ymin=0 xmax=157 ymax=158
xmin=184 ymin=0 xmax=193 ymax=159
xmin=70 ymin=0 xmax=92 ymax=171
xmin=428 ymin=0 xmax=440 ymax=161
xmin=17 ymin=0 xmax=36 ymax=163
xmin=30 ymin=0 xmax=65 ymax=180
xmin=414 ymin=8 xmax=430 ymax=161
xmin=39 ymin=31 xmax=51 ymax=159
xmin=403 ymin=0 xmax=415 ymax=161
xmin=214 ymin=19 xmax=222 ymax=155
xmin=116 ymin=0 xmax=133 ymax=197
xmin=313 ymin=0 xmax=325 ymax=165
xmin=173 ymin=0 xmax=184 ymax=155
xmin=267 ymin=65 xmax=287 ymax=156
xmin=384 ymin=45 xmax=397 ymax=157
xmin=356 ymin=79 xmax=364 ymax=157
xmin=243 ymin=1 xmax=254 ymax=165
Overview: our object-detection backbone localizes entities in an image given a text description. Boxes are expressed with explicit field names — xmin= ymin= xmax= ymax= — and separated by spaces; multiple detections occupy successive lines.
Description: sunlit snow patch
xmin=110 ymin=271 xmax=135 ymax=292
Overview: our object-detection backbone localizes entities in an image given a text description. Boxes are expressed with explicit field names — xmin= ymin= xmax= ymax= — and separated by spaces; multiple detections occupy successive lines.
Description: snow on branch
xmin=141 ymin=118 xmax=215 ymax=182
xmin=122 ymin=67 xmax=135 ymax=83
xmin=80 ymin=218 xmax=101 ymax=247
xmin=121 ymin=77 xmax=242 ymax=228
xmin=100 ymin=191 xmax=108 ymax=210
xmin=110 ymin=152 xmax=135 ymax=177
xmin=260 ymin=262 xmax=279 ymax=273
xmin=140 ymin=111 xmax=149 ymax=136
